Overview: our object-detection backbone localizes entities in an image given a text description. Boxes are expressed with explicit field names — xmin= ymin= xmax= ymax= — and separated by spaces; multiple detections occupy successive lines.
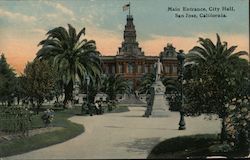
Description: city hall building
xmin=100 ymin=15 xmax=179 ymax=89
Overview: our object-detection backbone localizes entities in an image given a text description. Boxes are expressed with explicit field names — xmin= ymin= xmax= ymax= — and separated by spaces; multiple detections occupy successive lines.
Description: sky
xmin=0 ymin=0 xmax=249 ymax=74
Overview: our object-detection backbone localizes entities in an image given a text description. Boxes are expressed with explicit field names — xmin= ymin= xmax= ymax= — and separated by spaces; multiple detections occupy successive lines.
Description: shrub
xmin=106 ymin=100 xmax=117 ymax=112
xmin=0 ymin=105 xmax=32 ymax=135
xmin=224 ymin=98 xmax=249 ymax=151
xmin=41 ymin=109 xmax=55 ymax=127
xmin=167 ymin=93 xmax=181 ymax=111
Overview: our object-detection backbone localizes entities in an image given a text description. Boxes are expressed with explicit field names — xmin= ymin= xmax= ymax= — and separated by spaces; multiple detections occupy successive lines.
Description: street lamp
xmin=177 ymin=50 xmax=186 ymax=130
xmin=86 ymin=75 xmax=91 ymax=115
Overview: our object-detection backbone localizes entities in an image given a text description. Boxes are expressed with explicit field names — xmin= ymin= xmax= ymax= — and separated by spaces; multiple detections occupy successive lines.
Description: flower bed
xmin=0 ymin=105 xmax=32 ymax=135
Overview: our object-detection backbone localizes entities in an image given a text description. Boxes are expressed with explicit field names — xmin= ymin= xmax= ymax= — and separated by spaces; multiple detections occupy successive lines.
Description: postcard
xmin=0 ymin=0 xmax=249 ymax=159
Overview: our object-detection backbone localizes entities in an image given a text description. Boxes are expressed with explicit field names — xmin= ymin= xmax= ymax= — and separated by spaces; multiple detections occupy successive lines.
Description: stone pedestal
xmin=150 ymin=80 xmax=170 ymax=117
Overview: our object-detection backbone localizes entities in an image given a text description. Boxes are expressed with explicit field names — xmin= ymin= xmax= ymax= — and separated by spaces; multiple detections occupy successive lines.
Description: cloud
xmin=0 ymin=27 xmax=47 ymax=74
xmin=31 ymin=28 xmax=47 ymax=34
xmin=117 ymin=24 xmax=123 ymax=31
xmin=140 ymin=35 xmax=197 ymax=56
xmin=45 ymin=13 xmax=58 ymax=19
xmin=140 ymin=33 xmax=249 ymax=57
xmin=0 ymin=8 xmax=36 ymax=22
xmin=80 ymin=11 xmax=103 ymax=27
xmin=43 ymin=1 xmax=76 ymax=20
xmin=85 ymin=26 xmax=121 ymax=55
xmin=0 ymin=37 xmax=39 ymax=74
xmin=55 ymin=3 xmax=74 ymax=17
xmin=2 ymin=13 xmax=248 ymax=74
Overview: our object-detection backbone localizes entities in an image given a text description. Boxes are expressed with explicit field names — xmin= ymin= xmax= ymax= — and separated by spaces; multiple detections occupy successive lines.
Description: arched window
xmin=172 ymin=65 xmax=177 ymax=73
xmin=151 ymin=64 xmax=154 ymax=72
xmin=112 ymin=66 xmax=115 ymax=74
xmin=118 ymin=64 xmax=123 ymax=73
xmin=144 ymin=66 xmax=148 ymax=73
xmin=137 ymin=65 xmax=142 ymax=73
xmin=165 ymin=66 xmax=170 ymax=73
xmin=128 ymin=63 xmax=134 ymax=73
xmin=105 ymin=66 xmax=109 ymax=73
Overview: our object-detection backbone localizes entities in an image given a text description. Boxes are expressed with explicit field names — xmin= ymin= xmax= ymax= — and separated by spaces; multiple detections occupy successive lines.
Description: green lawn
xmin=109 ymin=105 xmax=130 ymax=113
xmin=147 ymin=134 xmax=248 ymax=159
xmin=0 ymin=107 xmax=84 ymax=158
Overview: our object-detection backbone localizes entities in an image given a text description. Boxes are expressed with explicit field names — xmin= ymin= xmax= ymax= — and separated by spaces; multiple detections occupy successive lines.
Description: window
xmin=165 ymin=66 xmax=170 ymax=73
xmin=172 ymin=65 xmax=177 ymax=73
xmin=118 ymin=64 xmax=123 ymax=73
xmin=112 ymin=66 xmax=115 ymax=74
xmin=137 ymin=65 xmax=142 ymax=73
xmin=144 ymin=66 xmax=148 ymax=73
xmin=128 ymin=63 xmax=133 ymax=73
xmin=105 ymin=66 xmax=109 ymax=73
xmin=109 ymin=66 xmax=112 ymax=73
xmin=151 ymin=64 xmax=154 ymax=72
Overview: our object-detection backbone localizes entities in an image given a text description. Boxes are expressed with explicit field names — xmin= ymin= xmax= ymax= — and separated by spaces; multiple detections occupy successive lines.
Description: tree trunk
xmin=56 ymin=96 xmax=59 ymax=103
xmin=220 ymin=116 xmax=227 ymax=143
xmin=36 ymin=104 xmax=40 ymax=114
xmin=30 ymin=98 xmax=35 ymax=110
xmin=63 ymin=81 xmax=73 ymax=109
xmin=17 ymin=96 xmax=20 ymax=105
xmin=36 ymin=99 xmax=43 ymax=114
xmin=7 ymin=100 xmax=11 ymax=106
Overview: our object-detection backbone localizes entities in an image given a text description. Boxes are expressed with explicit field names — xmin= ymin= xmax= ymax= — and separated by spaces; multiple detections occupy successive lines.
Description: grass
xmin=0 ymin=107 xmax=84 ymax=158
xmin=147 ymin=134 xmax=249 ymax=159
xmin=109 ymin=105 xmax=130 ymax=113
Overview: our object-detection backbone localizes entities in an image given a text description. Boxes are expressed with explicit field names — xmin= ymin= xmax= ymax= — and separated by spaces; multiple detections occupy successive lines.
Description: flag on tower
xmin=123 ymin=3 xmax=130 ymax=11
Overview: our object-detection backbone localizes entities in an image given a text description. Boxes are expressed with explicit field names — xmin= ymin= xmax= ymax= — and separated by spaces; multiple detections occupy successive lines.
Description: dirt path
xmin=5 ymin=107 xmax=220 ymax=159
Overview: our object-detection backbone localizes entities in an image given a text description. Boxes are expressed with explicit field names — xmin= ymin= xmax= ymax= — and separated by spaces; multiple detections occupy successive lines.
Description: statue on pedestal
xmin=154 ymin=58 xmax=163 ymax=81
xmin=143 ymin=58 xmax=170 ymax=117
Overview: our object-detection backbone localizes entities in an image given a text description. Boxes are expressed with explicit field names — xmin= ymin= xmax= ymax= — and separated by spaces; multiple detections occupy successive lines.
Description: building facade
xmin=101 ymin=15 xmax=179 ymax=89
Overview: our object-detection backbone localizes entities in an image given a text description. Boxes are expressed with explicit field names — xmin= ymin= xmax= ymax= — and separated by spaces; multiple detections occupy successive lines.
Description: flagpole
xmin=129 ymin=2 xmax=130 ymax=16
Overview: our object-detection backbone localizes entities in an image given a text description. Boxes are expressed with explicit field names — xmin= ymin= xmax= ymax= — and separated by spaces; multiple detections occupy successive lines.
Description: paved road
xmin=5 ymin=107 xmax=220 ymax=159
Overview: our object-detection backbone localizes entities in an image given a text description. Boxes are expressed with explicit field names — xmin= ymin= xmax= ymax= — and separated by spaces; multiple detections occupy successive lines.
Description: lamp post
xmin=177 ymin=50 xmax=186 ymax=130
xmin=86 ymin=76 xmax=91 ymax=115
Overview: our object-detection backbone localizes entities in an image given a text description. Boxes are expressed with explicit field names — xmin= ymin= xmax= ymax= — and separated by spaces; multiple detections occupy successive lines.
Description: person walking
xmin=95 ymin=101 xmax=100 ymax=115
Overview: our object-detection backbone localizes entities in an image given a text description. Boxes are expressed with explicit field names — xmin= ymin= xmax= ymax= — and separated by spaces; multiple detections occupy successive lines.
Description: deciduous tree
xmin=23 ymin=60 xmax=56 ymax=113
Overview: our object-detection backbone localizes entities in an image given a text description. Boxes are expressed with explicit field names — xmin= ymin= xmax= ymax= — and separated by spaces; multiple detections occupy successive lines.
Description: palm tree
xmin=139 ymin=73 xmax=178 ymax=93
xmin=185 ymin=33 xmax=248 ymax=142
xmin=101 ymin=74 xmax=130 ymax=101
xmin=36 ymin=24 xmax=102 ymax=107
xmin=186 ymin=33 xmax=247 ymax=65
xmin=138 ymin=73 xmax=155 ymax=94
xmin=162 ymin=77 xmax=181 ymax=111
xmin=162 ymin=77 xmax=179 ymax=93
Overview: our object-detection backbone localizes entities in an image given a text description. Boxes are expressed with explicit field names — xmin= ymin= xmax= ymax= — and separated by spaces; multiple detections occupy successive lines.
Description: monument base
xmin=150 ymin=80 xmax=170 ymax=117
xmin=151 ymin=99 xmax=170 ymax=117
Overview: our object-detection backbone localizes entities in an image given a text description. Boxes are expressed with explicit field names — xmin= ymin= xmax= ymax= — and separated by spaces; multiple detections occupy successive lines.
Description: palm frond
xmin=47 ymin=27 xmax=69 ymax=42
xmin=76 ymin=27 xmax=85 ymax=42
xmin=224 ymin=45 xmax=237 ymax=58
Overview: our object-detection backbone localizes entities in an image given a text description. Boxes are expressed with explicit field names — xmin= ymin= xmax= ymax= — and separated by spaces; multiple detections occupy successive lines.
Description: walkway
xmin=5 ymin=107 xmax=220 ymax=159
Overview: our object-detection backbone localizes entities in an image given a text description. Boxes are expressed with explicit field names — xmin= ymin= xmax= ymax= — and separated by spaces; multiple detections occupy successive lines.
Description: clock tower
xmin=118 ymin=15 xmax=144 ymax=56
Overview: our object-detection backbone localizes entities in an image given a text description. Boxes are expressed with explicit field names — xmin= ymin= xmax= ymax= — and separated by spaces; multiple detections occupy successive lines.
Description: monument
xmin=144 ymin=58 xmax=170 ymax=117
